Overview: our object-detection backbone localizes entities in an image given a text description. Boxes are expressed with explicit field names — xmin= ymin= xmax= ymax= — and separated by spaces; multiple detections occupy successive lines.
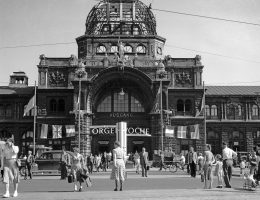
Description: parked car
xmin=20 ymin=150 xmax=74 ymax=176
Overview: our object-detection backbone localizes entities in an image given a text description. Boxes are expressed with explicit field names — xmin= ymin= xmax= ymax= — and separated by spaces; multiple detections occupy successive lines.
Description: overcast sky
xmin=0 ymin=0 xmax=260 ymax=86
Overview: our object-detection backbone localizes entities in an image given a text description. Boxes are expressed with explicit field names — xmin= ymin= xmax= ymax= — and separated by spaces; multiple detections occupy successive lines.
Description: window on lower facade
xmin=185 ymin=100 xmax=191 ymax=112
xmin=205 ymin=105 xmax=210 ymax=116
xmin=177 ymin=100 xmax=184 ymax=112
xmin=5 ymin=104 xmax=12 ymax=117
xmin=50 ymin=99 xmax=57 ymax=112
xmin=211 ymin=105 xmax=218 ymax=117
xmin=252 ymin=105 xmax=258 ymax=116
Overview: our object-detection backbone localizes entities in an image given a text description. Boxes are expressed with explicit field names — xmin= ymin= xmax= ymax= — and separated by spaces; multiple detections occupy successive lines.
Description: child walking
xmin=214 ymin=154 xmax=223 ymax=188
xmin=240 ymin=158 xmax=246 ymax=177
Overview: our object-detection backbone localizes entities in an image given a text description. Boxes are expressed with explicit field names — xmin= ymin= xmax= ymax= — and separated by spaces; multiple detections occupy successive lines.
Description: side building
xmin=0 ymin=72 xmax=34 ymax=155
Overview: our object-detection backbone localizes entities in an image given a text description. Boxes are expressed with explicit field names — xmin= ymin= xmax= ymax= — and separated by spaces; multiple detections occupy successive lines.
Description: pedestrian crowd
xmin=1 ymin=138 xmax=260 ymax=198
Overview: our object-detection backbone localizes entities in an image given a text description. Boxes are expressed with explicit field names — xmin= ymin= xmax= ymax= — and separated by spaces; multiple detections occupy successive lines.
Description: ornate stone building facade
xmin=1 ymin=0 xmax=260 ymax=157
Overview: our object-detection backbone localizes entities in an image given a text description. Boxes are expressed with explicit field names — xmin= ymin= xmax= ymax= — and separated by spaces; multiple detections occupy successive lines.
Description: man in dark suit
xmin=139 ymin=147 xmax=149 ymax=177
xmin=187 ymin=146 xmax=198 ymax=178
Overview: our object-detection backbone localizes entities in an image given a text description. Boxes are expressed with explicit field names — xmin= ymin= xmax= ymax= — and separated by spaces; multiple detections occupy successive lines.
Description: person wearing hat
xmin=222 ymin=142 xmax=237 ymax=188
xmin=1 ymin=138 xmax=19 ymax=198
xmin=71 ymin=147 xmax=86 ymax=192
xmin=24 ymin=150 xmax=34 ymax=180
xmin=110 ymin=141 xmax=126 ymax=191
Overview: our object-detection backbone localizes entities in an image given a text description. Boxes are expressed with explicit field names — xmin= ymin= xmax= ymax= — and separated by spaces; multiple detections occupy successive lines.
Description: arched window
xmin=114 ymin=91 xmax=129 ymax=112
xmin=58 ymin=99 xmax=65 ymax=112
xmin=124 ymin=45 xmax=133 ymax=53
xmin=185 ymin=99 xmax=192 ymax=112
xmin=96 ymin=45 xmax=106 ymax=53
xmin=110 ymin=45 xmax=118 ymax=53
xmin=177 ymin=99 xmax=184 ymax=112
xmin=136 ymin=45 xmax=146 ymax=54
xmin=50 ymin=99 xmax=57 ymax=112
xmin=211 ymin=105 xmax=218 ymax=116
xmin=131 ymin=96 xmax=144 ymax=112
xmin=5 ymin=104 xmax=12 ymax=117
xmin=237 ymin=105 xmax=242 ymax=116
xmin=205 ymin=105 xmax=210 ymax=116
xmin=252 ymin=105 xmax=258 ymax=116
xmin=97 ymin=95 xmax=112 ymax=112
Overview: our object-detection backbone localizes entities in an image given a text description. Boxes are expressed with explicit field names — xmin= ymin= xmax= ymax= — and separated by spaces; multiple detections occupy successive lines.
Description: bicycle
xmin=164 ymin=161 xmax=189 ymax=173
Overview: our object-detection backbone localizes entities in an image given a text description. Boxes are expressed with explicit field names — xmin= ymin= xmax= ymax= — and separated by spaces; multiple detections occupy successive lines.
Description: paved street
xmin=0 ymin=168 xmax=259 ymax=200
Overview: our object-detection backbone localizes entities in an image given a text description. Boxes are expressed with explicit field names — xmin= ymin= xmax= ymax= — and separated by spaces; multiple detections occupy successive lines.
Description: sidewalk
xmin=8 ymin=188 xmax=260 ymax=200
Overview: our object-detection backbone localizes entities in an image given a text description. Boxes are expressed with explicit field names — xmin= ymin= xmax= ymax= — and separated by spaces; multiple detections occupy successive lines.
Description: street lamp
xmin=156 ymin=60 xmax=167 ymax=152
xmin=75 ymin=60 xmax=86 ymax=153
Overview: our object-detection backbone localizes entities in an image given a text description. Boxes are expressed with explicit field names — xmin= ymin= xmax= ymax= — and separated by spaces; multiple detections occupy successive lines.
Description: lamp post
xmin=157 ymin=60 xmax=167 ymax=152
xmin=75 ymin=61 xmax=86 ymax=152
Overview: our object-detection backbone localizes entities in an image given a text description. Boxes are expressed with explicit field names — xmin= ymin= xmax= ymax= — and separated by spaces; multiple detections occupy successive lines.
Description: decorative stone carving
xmin=70 ymin=54 xmax=78 ymax=66
xmin=195 ymin=55 xmax=201 ymax=65
xmin=39 ymin=54 xmax=46 ymax=65
xmin=48 ymin=70 xmax=66 ymax=85
xmin=175 ymin=71 xmax=191 ymax=85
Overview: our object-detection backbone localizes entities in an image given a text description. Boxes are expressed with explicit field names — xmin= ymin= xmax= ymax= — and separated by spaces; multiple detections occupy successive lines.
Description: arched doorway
xmin=89 ymin=67 xmax=154 ymax=156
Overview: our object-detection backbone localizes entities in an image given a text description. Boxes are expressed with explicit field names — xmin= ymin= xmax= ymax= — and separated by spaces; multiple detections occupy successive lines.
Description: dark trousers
xmin=25 ymin=163 xmax=32 ymax=179
xmin=223 ymin=159 xmax=233 ymax=187
xmin=88 ymin=163 xmax=93 ymax=173
xmin=159 ymin=160 xmax=164 ymax=170
xmin=141 ymin=164 xmax=147 ymax=177
xmin=60 ymin=162 xmax=68 ymax=179
xmin=189 ymin=161 xmax=196 ymax=177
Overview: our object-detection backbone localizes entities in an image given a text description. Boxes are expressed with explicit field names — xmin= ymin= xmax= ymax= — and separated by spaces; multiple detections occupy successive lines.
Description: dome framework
xmin=85 ymin=0 xmax=157 ymax=36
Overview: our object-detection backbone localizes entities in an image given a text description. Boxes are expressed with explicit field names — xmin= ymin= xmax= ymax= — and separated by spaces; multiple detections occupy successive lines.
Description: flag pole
xmin=160 ymin=80 xmax=164 ymax=152
xmin=203 ymin=81 xmax=206 ymax=147
xmin=78 ymin=78 xmax=81 ymax=152
xmin=33 ymin=81 xmax=37 ymax=156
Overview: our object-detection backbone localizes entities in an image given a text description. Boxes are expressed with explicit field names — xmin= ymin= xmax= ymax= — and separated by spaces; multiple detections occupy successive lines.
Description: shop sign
xmin=109 ymin=113 xmax=134 ymax=118
xmin=90 ymin=126 xmax=150 ymax=136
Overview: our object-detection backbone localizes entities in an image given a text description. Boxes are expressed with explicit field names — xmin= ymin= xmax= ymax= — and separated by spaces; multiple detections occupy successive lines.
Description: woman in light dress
xmin=203 ymin=144 xmax=215 ymax=189
xmin=133 ymin=151 xmax=140 ymax=174
xmin=110 ymin=141 xmax=126 ymax=191
xmin=71 ymin=147 xmax=86 ymax=192
xmin=1 ymin=138 xmax=19 ymax=198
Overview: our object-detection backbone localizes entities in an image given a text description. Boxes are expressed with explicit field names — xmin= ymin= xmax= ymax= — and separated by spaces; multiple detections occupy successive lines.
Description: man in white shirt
xmin=222 ymin=142 xmax=237 ymax=188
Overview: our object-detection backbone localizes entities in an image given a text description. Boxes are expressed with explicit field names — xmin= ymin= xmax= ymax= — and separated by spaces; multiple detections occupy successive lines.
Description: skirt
xmin=3 ymin=159 xmax=20 ymax=184
xmin=110 ymin=159 xmax=126 ymax=182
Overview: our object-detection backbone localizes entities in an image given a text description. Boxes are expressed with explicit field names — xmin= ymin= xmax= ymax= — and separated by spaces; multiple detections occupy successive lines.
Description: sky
xmin=0 ymin=0 xmax=260 ymax=86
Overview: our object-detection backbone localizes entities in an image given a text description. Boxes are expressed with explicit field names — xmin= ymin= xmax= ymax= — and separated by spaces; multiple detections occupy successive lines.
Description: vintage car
xmin=20 ymin=150 xmax=74 ymax=176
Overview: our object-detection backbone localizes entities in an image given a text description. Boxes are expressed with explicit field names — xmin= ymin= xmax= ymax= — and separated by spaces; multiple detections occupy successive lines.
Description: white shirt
xmin=222 ymin=147 xmax=237 ymax=160
xmin=180 ymin=155 xmax=185 ymax=163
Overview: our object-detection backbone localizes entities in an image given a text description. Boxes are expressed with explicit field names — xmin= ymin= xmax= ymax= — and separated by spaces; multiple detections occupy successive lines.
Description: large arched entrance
xmin=89 ymin=67 xmax=154 ymax=156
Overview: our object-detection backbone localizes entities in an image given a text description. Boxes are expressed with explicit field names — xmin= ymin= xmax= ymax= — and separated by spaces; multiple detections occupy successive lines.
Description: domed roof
xmin=85 ymin=0 xmax=157 ymax=36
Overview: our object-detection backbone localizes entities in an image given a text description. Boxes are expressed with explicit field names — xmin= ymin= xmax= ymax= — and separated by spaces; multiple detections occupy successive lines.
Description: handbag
xmin=68 ymin=173 xmax=74 ymax=183
xmin=16 ymin=159 xmax=21 ymax=167
xmin=146 ymin=165 xmax=150 ymax=171
xmin=85 ymin=176 xmax=92 ymax=187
